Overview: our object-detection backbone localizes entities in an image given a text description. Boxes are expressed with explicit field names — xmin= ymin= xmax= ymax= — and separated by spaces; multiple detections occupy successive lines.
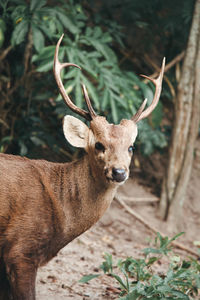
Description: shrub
xmin=80 ymin=233 xmax=200 ymax=299
xmin=0 ymin=0 xmax=166 ymax=157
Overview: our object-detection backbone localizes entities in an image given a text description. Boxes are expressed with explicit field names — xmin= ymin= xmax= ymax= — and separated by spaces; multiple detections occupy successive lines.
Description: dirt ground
xmin=36 ymin=143 xmax=200 ymax=299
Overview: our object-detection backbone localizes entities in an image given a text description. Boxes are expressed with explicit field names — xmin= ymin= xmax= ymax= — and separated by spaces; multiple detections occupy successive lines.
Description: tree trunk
xmin=159 ymin=0 xmax=200 ymax=230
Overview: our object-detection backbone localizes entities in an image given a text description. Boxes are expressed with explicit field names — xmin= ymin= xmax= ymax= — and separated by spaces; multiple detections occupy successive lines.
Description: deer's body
xmin=0 ymin=152 xmax=117 ymax=299
xmin=0 ymin=34 xmax=165 ymax=299
xmin=0 ymin=151 xmax=116 ymax=261
xmin=0 ymin=152 xmax=116 ymax=262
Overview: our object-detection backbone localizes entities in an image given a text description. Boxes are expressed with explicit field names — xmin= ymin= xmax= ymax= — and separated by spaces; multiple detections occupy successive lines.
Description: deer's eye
xmin=128 ymin=145 xmax=134 ymax=153
xmin=95 ymin=142 xmax=105 ymax=152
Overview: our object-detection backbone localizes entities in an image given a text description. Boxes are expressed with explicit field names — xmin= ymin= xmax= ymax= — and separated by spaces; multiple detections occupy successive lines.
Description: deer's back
xmin=0 ymin=153 xmax=52 ymax=209
xmin=0 ymin=154 xmax=66 ymax=264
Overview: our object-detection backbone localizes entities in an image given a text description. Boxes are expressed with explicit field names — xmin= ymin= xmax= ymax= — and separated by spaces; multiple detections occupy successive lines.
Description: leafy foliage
xmin=80 ymin=233 xmax=200 ymax=299
xmin=0 ymin=0 xmax=194 ymax=158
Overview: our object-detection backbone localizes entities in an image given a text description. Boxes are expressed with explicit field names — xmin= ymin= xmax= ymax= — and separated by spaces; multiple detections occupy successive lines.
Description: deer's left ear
xmin=63 ymin=115 xmax=89 ymax=148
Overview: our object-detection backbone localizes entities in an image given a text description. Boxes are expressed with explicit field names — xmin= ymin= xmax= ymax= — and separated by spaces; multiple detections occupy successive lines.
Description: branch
xmin=24 ymin=28 xmax=33 ymax=75
xmin=8 ymin=70 xmax=35 ymax=96
xmin=119 ymin=50 xmax=185 ymax=98
xmin=0 ymin=118 xmax=9 ymax=129
xmin=115 ymin=195 xmax=198 ymax=257
xmin=143 ymin=53 xmax=185 ymax=97
xmin=144 ymin=51 xmax=185 ymax=78
xmin=0 ymin=45 xmax=12 ymax=61
xmin=119 ymin=195 xmax=159 ymax=204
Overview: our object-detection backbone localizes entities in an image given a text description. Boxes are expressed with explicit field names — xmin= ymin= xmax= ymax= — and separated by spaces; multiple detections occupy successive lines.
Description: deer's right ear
xmin=63 ymin=115 xmax=89 ymax=148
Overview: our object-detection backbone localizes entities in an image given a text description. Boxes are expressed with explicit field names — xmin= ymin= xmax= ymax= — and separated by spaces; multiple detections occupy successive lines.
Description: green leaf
xmin=101 ymin=32 xmax=112 ymax=43
xmin=93 ymin=26 xmax=102 ymax=39
xmin=81 ymin=76 xmax=99 ymax=110
xmin=195 ymin=274 xmax=200 ymax=288
xmin=30 ymin=0 xmax=46 ymax=12
xmin=79 ymin=274 xmax=100 ymax=283
xmin=113 ymin=94 xmax=128 ymax=109
xmin=151 ymin=102 xmax=163 ymax=128
xmin=0 ymin=28 xmax=4 ymax=48
xmin=36 ymin=60 xmax=53 ymax=72
xmin=63 ymin=68 xmax=77 ymax=80
xmin=79 ymin=58 xmax=98 ymax=79
xmin=32 ymin=25 xmax=45 ymax=52
xmin=32 ymin=45 xmax=55 ymax=62
xmin=170 ymin=289 xmax=190 ymax=299
xmin=56 ymin=10 xmax=78 ymax=34
xmin=37 ymin=22 xmax=55 ymax=39
xmin=169 ymin=232 xmax=184 ymax=244
xmin=11 ymin=20 xmax=29 ymax=46
xmin=110 ymin=97 xmax=118 ymax=123
xmin=90 ymin=41 xmax=117 ymax=63
xmin=119 ymin=289 xmax=139 ymax=300
xmin=182 ymin=260 xmax=191 ymax=269
xmin=33 ymin=45 xmax=65 ymax=72
xmin=85 ymin=27 xmax=92 ymax=37
xmin=100 ymin=253 xmax=113 ymax=273
xmin=75 ymin=74 xmax=82 ymax=108
xmin=102 ymin=88 xmax=109 ymax=110
xmin=18 ymin=140 xmax=28 ymax=156
xmin=146 ymin=257 xmax=158 ymax=266
xmin=0 ymin=19 xmax=6 ymax=32
xmin=111 ymin=273 xmax=128 ymax=291
xmin=30 ymin=136 xmax=45 ymax=146
xmin=143 ymin=247 xmax=162 ymax=256
xmin=141 ymin=84 xmax=154 ymax=105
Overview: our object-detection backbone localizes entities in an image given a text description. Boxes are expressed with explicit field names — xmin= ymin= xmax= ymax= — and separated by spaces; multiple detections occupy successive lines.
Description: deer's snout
xmin=112 ymin=168 xmax=127 ymax=182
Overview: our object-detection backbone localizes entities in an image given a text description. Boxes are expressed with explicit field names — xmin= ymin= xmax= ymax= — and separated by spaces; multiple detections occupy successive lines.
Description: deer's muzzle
xmin=112 ymin=168 xmax=127 ymax=183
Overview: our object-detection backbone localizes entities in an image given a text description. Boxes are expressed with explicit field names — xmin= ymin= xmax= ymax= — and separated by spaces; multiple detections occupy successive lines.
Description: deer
xmin=0 ymin=34 xmax=165 ymax=300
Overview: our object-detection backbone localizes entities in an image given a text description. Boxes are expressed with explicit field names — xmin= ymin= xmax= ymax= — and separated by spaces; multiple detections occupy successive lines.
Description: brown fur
xmin=0 ymin=39 xmax=164 ymax=297
xmin=0 ymin=116 xmax=138 ymax=300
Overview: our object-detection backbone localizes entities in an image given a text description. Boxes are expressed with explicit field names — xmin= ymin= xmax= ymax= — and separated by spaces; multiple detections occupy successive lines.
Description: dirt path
xmin=36 ymin=146 xmax=200 ymax=299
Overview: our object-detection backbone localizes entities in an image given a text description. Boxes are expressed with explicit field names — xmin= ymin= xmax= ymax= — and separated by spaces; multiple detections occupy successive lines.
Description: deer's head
xmin=54 ymin=35 xmax=165 ymax=185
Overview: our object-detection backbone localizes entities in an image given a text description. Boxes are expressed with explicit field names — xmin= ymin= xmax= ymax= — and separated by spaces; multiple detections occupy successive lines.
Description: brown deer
xmin=0 ymin=34 xmax=165 ymax=300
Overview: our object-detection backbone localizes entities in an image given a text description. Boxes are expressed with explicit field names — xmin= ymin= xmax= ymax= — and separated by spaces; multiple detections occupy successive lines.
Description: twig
xmin=118 ymin=196 xmax=159 ymax=204
xmin=8 ymin=70 xmax=35 ymax=96
xmin=115 ymin=195 xmax=198 ymax=257
xmin=119 ymin=48 xmax=135 ymax=66
xmin=119 ymin=50 xmax=184 ymax=98
xmin=143 ymin=53 xmax=185 ymax=97
xmin=59 ymin=148 xmax=73 ymax=160
xmin=62 ymin=284 xmax=84 ymax=297
xmin=0 ymin=45 xmax=12 ymax=61
xmin=24 ymin=28 xmax=33 ymax=75
xmin=144 ymin=51 xmax=185 ymax=78
xmin=0 ymin=118 xmax=9 ymax=129
xmin=163 ymin=75 xmax=176 ymax=98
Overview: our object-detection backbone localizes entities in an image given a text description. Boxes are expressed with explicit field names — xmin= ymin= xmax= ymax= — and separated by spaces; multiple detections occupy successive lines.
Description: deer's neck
xmin=52 ymin=155 xmax=117 ymax=244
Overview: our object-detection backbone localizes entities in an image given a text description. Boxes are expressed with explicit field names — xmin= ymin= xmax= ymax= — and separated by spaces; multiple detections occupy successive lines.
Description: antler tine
xmin=132 ymin=57 xmax=165 ymax=123
xmin=54 ymin=34 xmax=94 ymax=121
xmin=81 ymin=84 xmax=97 ymax=119
xmin=132 ymin=98 xmax=148 ymax=123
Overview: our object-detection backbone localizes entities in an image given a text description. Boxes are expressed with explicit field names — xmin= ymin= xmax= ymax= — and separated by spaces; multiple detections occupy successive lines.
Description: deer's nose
xmin=112 ymin=168 xmax=127 ymax=182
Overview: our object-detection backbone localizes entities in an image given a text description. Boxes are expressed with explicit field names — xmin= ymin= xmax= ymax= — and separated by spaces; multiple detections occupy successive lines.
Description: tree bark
xmin=159 ymin=0 xmax=200 ymax=229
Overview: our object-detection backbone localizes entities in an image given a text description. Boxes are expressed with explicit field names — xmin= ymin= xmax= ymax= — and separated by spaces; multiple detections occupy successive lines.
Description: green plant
xmin=0 ymin=0 xmax=168 ymax=157
xmin=80 ymin=232 xmax=200 ymax=299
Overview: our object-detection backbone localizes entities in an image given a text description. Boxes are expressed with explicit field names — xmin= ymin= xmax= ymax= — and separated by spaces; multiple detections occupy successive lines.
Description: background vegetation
xmin=80 ymin=233 xmax=200 ymax=299
xmin=1 ymin=1 xmax=200 ymax=298
xmin=0 ymin=0 xmax=195 ymax=159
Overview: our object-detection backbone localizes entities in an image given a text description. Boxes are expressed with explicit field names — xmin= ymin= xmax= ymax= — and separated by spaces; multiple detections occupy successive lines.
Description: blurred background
xmin=1 ymin=1 xmax=200 ymax=298
xmin=0 ymin=0 xmax=199 ymax=225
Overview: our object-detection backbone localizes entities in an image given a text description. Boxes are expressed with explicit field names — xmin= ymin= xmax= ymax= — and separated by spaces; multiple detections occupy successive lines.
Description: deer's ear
xmin=63 ymin=115 xmax=89 ymax=148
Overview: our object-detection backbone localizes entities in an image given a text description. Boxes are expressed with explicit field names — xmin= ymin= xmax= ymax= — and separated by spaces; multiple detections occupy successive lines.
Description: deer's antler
xmin=54 ymin=34 xmax=97 ymax=121
xmin=132 ymin=57 xmax=165 ymax=123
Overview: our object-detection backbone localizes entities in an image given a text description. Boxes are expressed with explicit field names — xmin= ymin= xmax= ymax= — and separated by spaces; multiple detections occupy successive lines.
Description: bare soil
xmin=36 ymin=142 xmax=200 ymax=300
